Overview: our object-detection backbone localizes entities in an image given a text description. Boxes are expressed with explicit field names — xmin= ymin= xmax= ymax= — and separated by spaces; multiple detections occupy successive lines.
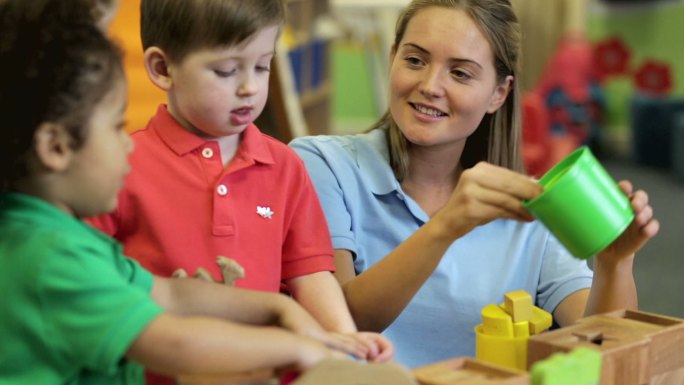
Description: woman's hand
xmin=434 ymin=162 xmax=543 ymax=239
xmin=597 ymin=180 xmax=659 ymax=264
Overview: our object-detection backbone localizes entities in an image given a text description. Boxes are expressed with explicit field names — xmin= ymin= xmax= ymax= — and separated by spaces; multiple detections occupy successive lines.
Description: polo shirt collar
xmin=149 ymin=105 xmax=274 ymax=165
xmin=239 ymin=120 xmax=274 ymax=165
xmin=357 ymin=128 xmax=401 ymax=196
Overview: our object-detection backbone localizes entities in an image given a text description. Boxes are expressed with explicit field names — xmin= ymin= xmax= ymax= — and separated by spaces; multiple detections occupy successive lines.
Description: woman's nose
xmin=419 ymin=67 xmax=445 ymax=98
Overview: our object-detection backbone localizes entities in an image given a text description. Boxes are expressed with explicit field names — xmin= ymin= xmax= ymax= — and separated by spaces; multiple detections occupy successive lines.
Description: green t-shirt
xmin=0 ymin=193 xmax=163 ymax=385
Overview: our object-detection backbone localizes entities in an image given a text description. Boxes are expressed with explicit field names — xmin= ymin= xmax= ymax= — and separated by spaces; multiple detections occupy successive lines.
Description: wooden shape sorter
xmin=527 ymin=309 xmax=684 ymax=385
xmin=413 ymin=357 xmax=530 ymax=385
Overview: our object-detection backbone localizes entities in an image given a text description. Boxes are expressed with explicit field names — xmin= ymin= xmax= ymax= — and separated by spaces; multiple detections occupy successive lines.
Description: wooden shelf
xmin=300 ymin=81 xmax=330 ymax=109
xmin=256 ymin=0 xmax=333 ymax=142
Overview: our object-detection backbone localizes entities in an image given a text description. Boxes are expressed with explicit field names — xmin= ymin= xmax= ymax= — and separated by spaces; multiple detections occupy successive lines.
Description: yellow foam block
xmin=529 ymin=305 xmax=553 ymax=335
xmin=481 ymin=304 xmax=514 ymax=338
xmin=504 ymin=290 xmax=533 ymax=322
xmin=475 ymin=324 xmax=528 ymax=371
xmin=498 ymin=303 xmax=530 ymax=338
xmin=513 ymin=320 xmax=530 ymax=338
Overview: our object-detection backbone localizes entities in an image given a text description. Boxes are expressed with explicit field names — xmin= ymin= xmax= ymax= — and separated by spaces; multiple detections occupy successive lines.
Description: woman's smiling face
xmin=388 ymin=6 xmax=511 ymax=151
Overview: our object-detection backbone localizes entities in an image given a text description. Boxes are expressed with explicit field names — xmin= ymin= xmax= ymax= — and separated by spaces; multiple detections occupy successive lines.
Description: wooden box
xmin=413 ymin=357 xmax=530 ymax=385
xmin=527 ymin=309 xmax=684 ymax=385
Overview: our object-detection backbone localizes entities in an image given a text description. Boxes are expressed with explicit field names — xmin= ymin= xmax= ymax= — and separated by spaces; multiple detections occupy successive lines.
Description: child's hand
xmin=275 ymin=296 xmax=331 ymax=338
xmin=298 ymin=331 xmax=392 ymax=362
xmin=597 ymin=180 xmax=659 ymax=263
xmin=345 ymin=332 xmax=394 ymax=362
xmin=291 ymin=337 xmax=349 ymax=371
xmin=272 ymin=298 xmax=392 ymax=361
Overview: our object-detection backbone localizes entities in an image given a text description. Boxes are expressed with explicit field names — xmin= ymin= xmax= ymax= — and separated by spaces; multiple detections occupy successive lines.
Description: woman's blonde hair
xmin=370 ymin=0 xmax=523 ymax=181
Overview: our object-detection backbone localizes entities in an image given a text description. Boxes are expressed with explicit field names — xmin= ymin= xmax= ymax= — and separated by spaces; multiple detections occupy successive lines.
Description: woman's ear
xmin=143 ymin=46 xmax=173 ymax=91
xmin=389 ymin=45 xmax=397 ymax=66
xmin=487 ymin=75 xmax=514 ymax=113
xmin=33 ymin=122 xmax=75 ymax=172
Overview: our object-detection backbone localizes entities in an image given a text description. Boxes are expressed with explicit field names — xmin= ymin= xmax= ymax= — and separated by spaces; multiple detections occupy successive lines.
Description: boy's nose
xmin=237 ymin=74 xmax=259 ymax=96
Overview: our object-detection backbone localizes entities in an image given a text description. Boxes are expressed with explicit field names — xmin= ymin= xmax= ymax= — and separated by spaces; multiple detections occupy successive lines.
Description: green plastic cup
xmin=522 ymin=146 xmax=634 ymax=259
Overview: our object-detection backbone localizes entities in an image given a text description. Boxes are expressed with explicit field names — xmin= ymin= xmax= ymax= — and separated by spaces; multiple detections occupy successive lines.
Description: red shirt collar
xmin=148 ymin=105 xmax=274 ymax=165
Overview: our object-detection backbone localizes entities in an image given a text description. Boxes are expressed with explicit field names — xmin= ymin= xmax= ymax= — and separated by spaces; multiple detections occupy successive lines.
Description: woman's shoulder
xmin=290 ymin=129 xmax=388 ymax=159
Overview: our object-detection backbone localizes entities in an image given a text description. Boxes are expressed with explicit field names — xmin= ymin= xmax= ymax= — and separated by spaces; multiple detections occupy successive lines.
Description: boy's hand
xmin=290 ymin=337 xmax=349 ymax=371
xmin=597 ymin=180 xmax=659 ymax=263
xmin=345 ymin=332 xmax=394 ymax=362
xmin=272 ymin=297 xmax=395 ymax=361
xmin=308 ymin=332 xmax=394 ymax=362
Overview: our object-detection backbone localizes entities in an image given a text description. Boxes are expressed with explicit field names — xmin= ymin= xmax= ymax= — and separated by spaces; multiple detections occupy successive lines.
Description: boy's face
xmin=61 ymin=78 xmax=132 ymax=218
xmin=165 ymin=24 xmax=280 ymax=140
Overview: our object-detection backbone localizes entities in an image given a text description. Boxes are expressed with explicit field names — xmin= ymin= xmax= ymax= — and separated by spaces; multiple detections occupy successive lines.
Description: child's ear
xmin=143 ymin=46 xmax=173 ymax=91
xmin=33 ymin=122 xmax=75 ymax=171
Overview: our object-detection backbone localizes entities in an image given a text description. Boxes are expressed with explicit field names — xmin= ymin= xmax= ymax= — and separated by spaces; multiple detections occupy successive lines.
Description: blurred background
xmin=109 ymin=0 xmax=684 ymax=317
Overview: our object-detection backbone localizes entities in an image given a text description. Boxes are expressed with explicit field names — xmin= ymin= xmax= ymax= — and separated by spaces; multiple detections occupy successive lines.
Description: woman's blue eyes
xmin=405 ymin=56 xmax=424 ymax=66
xmin=404 ymin=56 xmax=471 ymax=80
xmin=451 ymin=69 xmax=470 ymax=79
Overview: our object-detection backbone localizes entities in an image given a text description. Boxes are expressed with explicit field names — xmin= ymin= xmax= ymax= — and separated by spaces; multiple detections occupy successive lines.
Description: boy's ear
xmin=143 ymin=47 xmax=173 ymax=91
xmin=33 ymin=122 xmax=75 ymax=172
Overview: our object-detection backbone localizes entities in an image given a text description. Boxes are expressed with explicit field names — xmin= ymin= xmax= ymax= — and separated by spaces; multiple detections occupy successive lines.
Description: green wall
xmin=331 ymin=41 xmax=379 ymax=132
xmin=587 ymin=1 xmax=684 ymax=130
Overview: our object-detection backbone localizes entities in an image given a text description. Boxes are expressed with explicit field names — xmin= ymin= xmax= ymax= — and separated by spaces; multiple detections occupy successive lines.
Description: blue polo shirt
xmin=291 ymin=128 xmax=593 ymax=367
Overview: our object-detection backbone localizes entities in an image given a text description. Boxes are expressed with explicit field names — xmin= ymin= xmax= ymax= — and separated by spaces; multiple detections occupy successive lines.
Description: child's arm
xmin=125 ymin=312 xmax=340 ymax=376
xmin=150 ymin=276 xmax=369 ymax=357
xmin=285 ymin=271 xmax=395 ymax=362
xmin=153 ymin=276 xmax=321 ymax=333
xmin=285 ymin=271 xmax=357 ymax=333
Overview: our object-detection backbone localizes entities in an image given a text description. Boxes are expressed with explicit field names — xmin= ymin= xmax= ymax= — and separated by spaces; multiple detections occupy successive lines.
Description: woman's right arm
xmin=335 ymin=163 xmax=543 ymax=332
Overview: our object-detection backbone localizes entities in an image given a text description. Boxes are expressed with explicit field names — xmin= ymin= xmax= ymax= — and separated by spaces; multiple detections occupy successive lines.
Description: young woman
xmin=291 ymin=0 xmax=659 ymax=367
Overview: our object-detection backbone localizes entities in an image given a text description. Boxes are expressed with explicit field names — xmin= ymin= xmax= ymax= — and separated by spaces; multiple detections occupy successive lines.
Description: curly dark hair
xmin=0 ymin=0 xmax=124 ymax=189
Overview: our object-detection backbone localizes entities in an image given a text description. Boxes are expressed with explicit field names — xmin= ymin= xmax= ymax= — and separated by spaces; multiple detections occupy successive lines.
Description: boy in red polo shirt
xmin=87 ymin=2 xmax=393 ymax=383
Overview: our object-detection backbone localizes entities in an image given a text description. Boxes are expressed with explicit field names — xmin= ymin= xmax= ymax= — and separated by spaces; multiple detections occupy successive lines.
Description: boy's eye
xmin=256 ymin=65 xmax=271 ymax=73
xmin=214 ymin=69 xmax=236 ymax=77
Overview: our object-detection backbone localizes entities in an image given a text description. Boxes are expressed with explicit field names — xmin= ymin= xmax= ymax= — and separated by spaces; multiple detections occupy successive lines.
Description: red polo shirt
xmin=88 ymin=105 xmax=335 ymax=292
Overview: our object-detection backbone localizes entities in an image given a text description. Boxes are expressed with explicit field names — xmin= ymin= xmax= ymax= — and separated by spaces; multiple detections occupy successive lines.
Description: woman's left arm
xmin=554 ymin=180 xmax=659 ymax=326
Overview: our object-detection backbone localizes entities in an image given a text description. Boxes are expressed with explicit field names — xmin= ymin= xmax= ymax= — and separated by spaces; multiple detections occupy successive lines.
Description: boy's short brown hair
xmin=141 ymin=0 xmax=285 ymax=64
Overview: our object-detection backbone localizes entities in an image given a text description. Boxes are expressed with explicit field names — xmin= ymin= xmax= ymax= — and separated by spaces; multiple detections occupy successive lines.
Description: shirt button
xmin=201 ymin=147 xmax=214 ymax=159
xmin=217 ymin=184 xmax=228 ymax=196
